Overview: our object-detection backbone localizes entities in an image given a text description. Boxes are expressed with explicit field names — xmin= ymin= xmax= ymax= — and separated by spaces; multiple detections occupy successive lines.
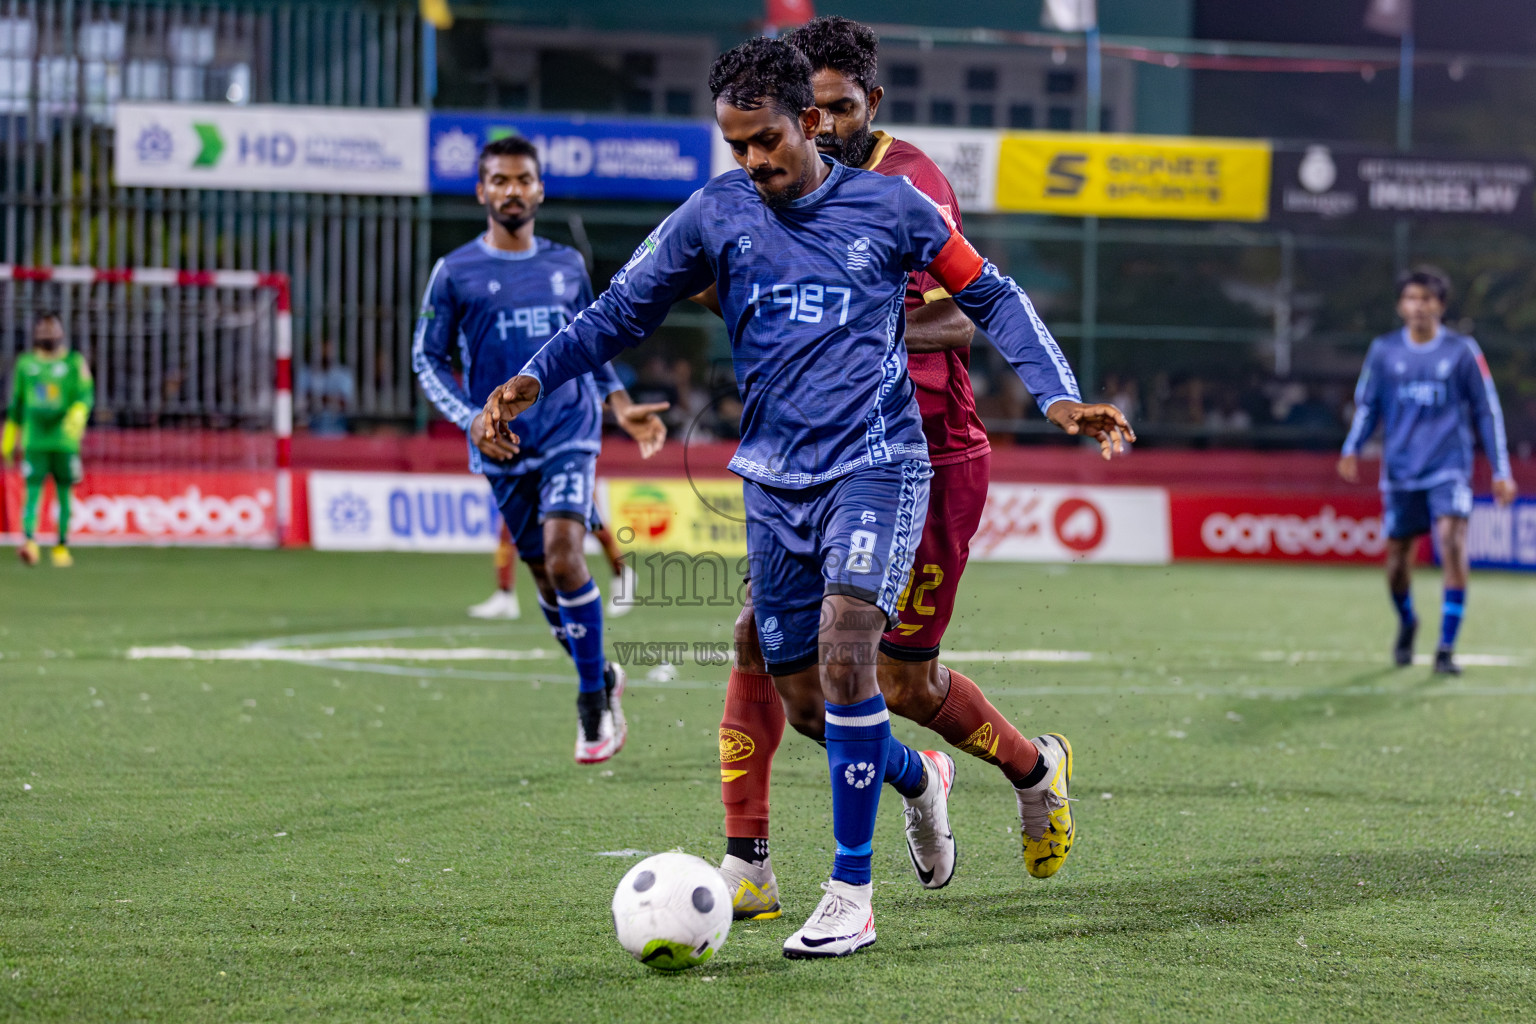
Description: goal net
xmin=0 ymin=266 xmax=293 ymax=546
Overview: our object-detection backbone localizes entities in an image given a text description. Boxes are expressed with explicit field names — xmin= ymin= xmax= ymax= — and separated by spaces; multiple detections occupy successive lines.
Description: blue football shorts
xmin=489 ymin=449 xmax=597 ymax=561
xmin=745 ymin=460 xmax=931 ymax=676
xmin=1383 ymin=479 xmax=1473 ymax=540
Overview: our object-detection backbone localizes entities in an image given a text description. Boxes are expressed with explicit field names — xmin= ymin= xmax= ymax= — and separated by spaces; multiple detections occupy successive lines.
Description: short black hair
xmin=478 ymin=135 xmax=541 ymax=182
xmin=1397 ymin=265 xmax=1450 ymax=304
xmin=33 ymin=310 xmax=61 ymax=327
xmin=785 ymin=16 xmax=879 ymax=94
xmin=708 ymin=37 xmax=815 ymax=122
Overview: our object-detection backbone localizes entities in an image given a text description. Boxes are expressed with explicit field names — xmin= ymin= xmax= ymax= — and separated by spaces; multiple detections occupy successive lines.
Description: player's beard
xmin=488 ymin=200 xmax=537 ymax=234
xmin=752 ymin=165 xmax=813 ymax=209
xmin=816 ymin=122 xmax=877 ymax=169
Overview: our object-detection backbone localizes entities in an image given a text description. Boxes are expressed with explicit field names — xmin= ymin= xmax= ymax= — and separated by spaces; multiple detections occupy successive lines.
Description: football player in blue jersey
xmin=1339 ymin=267 xmax=1517 ymax=675
xmin=414 ymin=135 xmax=669 ymax=764
xmin=481 ymin=39 xmax=1132 ymax=957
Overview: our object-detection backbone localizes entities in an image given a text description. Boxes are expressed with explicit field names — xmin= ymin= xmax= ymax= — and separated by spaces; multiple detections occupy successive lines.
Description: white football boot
xmin=467 ymin=589 xmax=521 ymax=620
xmin=574 ymin=708 xmax=620 ymax=764
xmin=718 ymin=854 xmax=782 ymax=920
xmin=604 ymin=662 xmax=628 ymax=750
xmin=606 ymin=563 xmax=638 ymax=618
xmin=574 ymin=665 xmax=628 ymax=764
xmin=783 ymin=879 xmax=876 ymax=959
xmin=902 ymin=750 xmax=957 ymax=889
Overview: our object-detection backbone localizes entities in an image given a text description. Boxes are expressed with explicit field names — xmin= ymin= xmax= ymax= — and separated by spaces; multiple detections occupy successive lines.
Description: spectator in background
xmin=670 ymin=357 xmax=718 ymax=438
xmin=1204 ymin=384 xmax=1252 ymax=432
xmin=299 ymin=340 xmax=354 ymax=436
xmin=1103 ymin=373 xmax=1141 ymax=423
xmin=628 ymin=355 xmax=679 ymax=428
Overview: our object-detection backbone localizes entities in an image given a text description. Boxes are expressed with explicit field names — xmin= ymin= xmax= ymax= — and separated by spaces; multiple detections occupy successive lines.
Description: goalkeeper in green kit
xmin=3 ymin=312 xmax=93 ymax=567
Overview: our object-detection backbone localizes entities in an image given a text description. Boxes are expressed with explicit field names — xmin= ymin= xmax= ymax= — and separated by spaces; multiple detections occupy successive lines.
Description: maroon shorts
xmin=880 ymin=452 xmax=989 ymax=662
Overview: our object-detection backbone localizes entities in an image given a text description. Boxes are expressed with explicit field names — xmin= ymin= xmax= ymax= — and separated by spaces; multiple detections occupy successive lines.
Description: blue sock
xmin=557 ymin=579 xmax=607 ymax=696
xmin=1440 ymin=588 xmax=1466 ymax=650
xmin=825 ymin=693 xmax=891 ymax=887
xmin=1390 ymin=588 xmax=1415 ymax=627
xmin=885 ymin=739 xmax=928 ymax=799
xmin=537 ymin=597 xmax=573 ymax=658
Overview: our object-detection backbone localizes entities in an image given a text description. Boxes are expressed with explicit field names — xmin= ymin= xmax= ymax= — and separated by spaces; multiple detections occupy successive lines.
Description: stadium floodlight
xmin=0 ymin=264 xmax=294 ymax=544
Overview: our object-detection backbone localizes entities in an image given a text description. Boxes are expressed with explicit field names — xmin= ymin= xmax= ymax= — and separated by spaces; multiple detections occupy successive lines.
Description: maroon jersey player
xmin=700 ymin=17 xmax=1132 ymax=919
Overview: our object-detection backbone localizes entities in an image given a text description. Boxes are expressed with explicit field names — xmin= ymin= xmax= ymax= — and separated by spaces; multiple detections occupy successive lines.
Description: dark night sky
xmin=1196 ymin=1 xmax=1536 ymax=55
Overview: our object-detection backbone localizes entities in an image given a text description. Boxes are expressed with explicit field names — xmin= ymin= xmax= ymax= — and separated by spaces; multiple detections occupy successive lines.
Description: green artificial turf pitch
xmin=2 ymin=549 xmax=1534 ymax=1022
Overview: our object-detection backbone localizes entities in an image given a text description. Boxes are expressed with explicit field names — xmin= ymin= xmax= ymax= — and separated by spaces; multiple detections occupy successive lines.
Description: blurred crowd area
xmin=302 ymin=343 xmax=1536 ymax=457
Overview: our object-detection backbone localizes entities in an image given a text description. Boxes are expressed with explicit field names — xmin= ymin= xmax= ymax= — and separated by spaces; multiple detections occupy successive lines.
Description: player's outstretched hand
xmin=610 ymin=392 xmax=670 ymax=459
xmin=477 ymin=375 xmax=542 ymax=460
xmin=1046 ymin=401 xmax=1136 ymax=461
xmin=1337 ymin=454 xmax=1360 ymax=484
xmin=1494 ymin=477 xmax=1518 ymax=506
xmin=470 ymin=411 xmax=519 ymax=461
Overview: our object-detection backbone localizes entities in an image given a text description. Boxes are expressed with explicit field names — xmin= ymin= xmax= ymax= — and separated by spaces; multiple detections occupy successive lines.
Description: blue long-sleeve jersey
xmin=520 ymin=159 xmax=1079 ymax=489
xmin=1342 ymin=327 xmax=1513 ymax=490
xmin=413 ymin=236 xmax=623 ymax=476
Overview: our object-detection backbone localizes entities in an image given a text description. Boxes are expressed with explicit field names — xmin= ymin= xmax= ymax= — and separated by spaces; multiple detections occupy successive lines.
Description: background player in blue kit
xmin=1340 ymin=267 xmax=1517 ymax=675
xmin=481 ymin=40 xmax=1132 ymax=958
xmin=414 ymin=136 xmax=669 ymax=764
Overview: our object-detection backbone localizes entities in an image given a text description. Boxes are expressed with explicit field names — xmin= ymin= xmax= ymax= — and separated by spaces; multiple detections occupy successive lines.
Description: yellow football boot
xmin=1016 ymin=733 xmax=1075 ymax=878
xmin=50 ymin=545 xmax=73 ymax=568
xmin=17 ymin=539 xmax=40 ymax=566
xmin=718 ymin=854 xmax=782 ymax=920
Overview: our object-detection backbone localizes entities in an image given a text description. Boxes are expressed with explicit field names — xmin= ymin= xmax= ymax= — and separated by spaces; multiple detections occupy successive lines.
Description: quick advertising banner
xmin=430 ymin=113 xmax=712 ymax=201
xmin=994 ymin=131 xmax=1272 ymax=221
xmin=969 ymin=484 xmax=1171 ymax=564
xmin=1272 ymin=145 xmax=1536 ymax=224
xmin=1466 ymin=497 xmax=1536 ymax=571
xmin=2 ymin=470 xmax=277 ymax=545
xmin=114 ymin=103 xmax=428 ymax=195
xmin=307 ymin=471 xmax=501 ymax=553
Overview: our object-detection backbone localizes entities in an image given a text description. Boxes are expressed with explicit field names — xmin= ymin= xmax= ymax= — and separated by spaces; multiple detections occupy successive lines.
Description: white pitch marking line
xmin=127 ymin=645 xmax=562 ymax=662
xmin=944 ymin=649 xmax=1093 ymax=663
xmin=127 ymin=645 xmax=1095 ymax=665
xmin=1258 ymin=650 xmax=1527 ymax=667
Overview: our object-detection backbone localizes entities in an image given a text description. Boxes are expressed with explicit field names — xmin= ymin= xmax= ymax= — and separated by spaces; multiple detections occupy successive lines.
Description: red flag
xmin=765 ymin=0 xmax=813 ymax=31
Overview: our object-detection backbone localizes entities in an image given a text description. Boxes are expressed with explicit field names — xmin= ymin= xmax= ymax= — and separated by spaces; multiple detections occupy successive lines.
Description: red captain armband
xmin=927 ymin=230 xmax=985 ymax=296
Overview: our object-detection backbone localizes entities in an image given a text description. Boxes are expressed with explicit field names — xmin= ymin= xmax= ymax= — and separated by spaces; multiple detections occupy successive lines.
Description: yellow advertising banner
xmin=605 ymin=477 xmax=748 ymax=558
xmin=995 ymin=131 xmax=1272 ymax=221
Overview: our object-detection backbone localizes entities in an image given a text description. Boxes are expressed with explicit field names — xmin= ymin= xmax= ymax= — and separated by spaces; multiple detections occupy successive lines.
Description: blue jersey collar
xmin=783 ymin=156 xmax=843 ymax=210
xmin=1401 ymin=326 xmax=1445 ymax=352
xmin=476 ymin=235 xmax=542 ymax=261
